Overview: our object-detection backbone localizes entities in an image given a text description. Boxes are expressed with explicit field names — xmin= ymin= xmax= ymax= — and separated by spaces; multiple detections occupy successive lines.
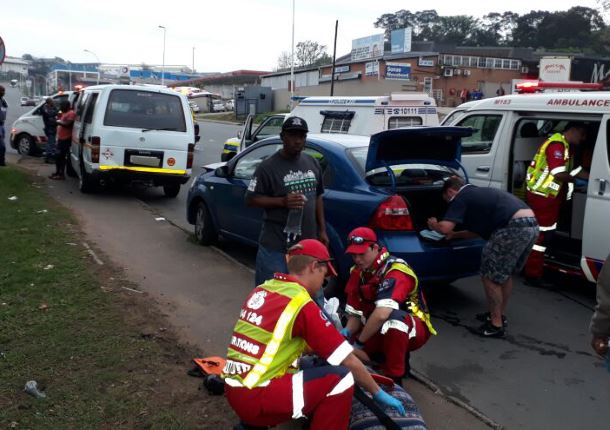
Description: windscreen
xmin=104 ymin=89 xmax=186 ymax=132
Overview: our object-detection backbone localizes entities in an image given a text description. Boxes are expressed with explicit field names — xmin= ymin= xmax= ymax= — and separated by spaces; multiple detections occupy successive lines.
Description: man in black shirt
xmin=0 ymin=85 xmax=7 ymax=167
xmin=427 ymin=176 xmax=539 ymax=337
xmin=246 ymin=116 xmax=329 ymax=287
xmin=41 ymin=98 xmax=58 ymax=163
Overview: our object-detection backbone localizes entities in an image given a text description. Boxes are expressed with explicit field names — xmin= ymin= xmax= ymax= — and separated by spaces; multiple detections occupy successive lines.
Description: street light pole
xmin=159 ymin=25 xmax=166 ymax=85
xmin=83 ymin=49 xmax=100 ymax=85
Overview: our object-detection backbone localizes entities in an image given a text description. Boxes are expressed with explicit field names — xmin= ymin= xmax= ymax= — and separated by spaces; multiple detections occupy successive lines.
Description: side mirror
xmin=237 ymin=130 xmax=242 ymax=139
xmin=215 ymin=165 xmax=229 ymax=178
xmin=195 ymin=135 xmax=201 ymax=142
xmin=33 ymin=108 xmax=42 ymax=116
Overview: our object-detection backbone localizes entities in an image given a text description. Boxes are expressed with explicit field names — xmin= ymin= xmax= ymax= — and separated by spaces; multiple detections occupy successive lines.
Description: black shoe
xmin=475 ymin=312 xmax=508 ymax=327
xmin=476 ymin=321 xmax=505 ymax=338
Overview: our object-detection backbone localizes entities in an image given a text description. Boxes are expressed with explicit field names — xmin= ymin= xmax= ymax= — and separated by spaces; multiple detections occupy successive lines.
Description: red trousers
xmin=225 ymin=365 xmax=354 ymax=429
xmin=524 ymin=192 xmax=564 ymax=278
xmin=362 ymin=312 xmax=430 ymax=378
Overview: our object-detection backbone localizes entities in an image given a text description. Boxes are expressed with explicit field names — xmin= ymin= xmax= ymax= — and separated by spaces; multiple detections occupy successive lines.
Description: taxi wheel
xmin=163 ymin=184 xmax=181 ymax=198
xmin=17 ymin=134 xmax=36 ymax=156
xmin=195 ymin=201 xmax=217 ymax=245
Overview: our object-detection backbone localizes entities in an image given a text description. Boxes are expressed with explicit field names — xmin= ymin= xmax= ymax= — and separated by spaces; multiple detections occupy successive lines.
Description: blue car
xmin=187 ymin=127 xmax=483 ymax=285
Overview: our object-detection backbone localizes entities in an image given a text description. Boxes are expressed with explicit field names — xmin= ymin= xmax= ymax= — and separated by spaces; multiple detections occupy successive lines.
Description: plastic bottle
xmin=24 ymin=380 xmax=46 ymax=399
xmin=283 ymin=194 xmax=306 ymax=244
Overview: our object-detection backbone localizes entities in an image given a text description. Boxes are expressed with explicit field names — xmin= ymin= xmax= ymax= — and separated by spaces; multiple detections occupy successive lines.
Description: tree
xmin=276 ymin=51 xmax=291 ymax=71
xmin=295 ymin=41 xmax=329 ymax=67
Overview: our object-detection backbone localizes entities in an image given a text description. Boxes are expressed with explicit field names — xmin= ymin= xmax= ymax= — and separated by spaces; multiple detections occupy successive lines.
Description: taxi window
xmin=457 ymin=114 xmax=502 ymax=153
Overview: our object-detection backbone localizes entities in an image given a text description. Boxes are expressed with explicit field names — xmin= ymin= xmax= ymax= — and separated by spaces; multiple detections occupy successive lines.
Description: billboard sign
xmin=539 ymin=57 xmax=571 ymax=82
xmin=334 ymin=65 xmax=350 ymax=74
xmin=390 ymin=28 xmax=412 ymax=54
xmin=351 ymin=33 xmax=384 ymax=61
xmin=365 ymin=61 xmax=379 ymax=76
xmin=385 ymin=62 xmax=411 ymax=80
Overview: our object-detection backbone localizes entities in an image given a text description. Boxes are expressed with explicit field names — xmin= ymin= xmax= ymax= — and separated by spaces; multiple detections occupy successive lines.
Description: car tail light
xmin=91 ymin=136 xmax=101 ymax=163
xmin=187 ymin=143 xmax=195 ymax=169
xmin=370 ymin=195 xmax=413 ymax=231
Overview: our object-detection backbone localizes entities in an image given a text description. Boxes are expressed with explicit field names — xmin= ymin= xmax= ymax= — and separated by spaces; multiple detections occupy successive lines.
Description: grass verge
xmin=0 ymin=166 xmax=232 ymax=429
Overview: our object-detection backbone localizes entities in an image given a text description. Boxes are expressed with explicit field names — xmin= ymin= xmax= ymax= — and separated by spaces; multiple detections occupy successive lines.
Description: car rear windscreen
xmin=104 ymin=89 xmax=186 ymax=132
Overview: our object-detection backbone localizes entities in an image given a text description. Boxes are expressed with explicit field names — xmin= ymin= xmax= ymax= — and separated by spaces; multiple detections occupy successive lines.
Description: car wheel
xmin=194 ymin=201 xmax=217 ymax=245
xmin=163 ymin=184 xmax=180 ymax=198
xmin=79 ymin=159 xmax=96 ymax=193
xmin=17 ymin=134 xmax=36 ymax=156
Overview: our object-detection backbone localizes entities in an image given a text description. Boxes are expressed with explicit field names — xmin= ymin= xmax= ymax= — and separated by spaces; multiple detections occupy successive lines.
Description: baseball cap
xmin=345 ymin=227 xmax=378 ymax=254
xmin=282 ymin=116 xmax=309 ymax=133
xmin=287 ymin=239 xmax=337 ymax=277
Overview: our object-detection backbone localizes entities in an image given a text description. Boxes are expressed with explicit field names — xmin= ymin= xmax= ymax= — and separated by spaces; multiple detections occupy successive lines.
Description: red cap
xmin=345 ymin=227 xmax=378 ymax=254
xmin=287 ymin=239 xmax=338 ymax=277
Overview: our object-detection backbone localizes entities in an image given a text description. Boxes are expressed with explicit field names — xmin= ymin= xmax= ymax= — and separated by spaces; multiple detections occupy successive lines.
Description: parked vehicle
xmin=10 ymin=91 xmax=77 ymax=155
xmin=70 ymin=84 xmax=197 ymax=197
xmin=188 ymin=127 xmax=483 ymax=288
xmin=20 ymin=97 xmax=34 ymax=106
xmin=212 ymin=100 xmax=226 ymax=112
xmin=221 ymin=93 xmax=439 ymax=161
xmin=441 ymin=89 xmax=610 ymax=282
xmin=10 ymin=79 xmax=18 ymax=87
xmin=225 ymin=99 xmax=235 ymax=111
xmin=189 ymin=101 xmax=200 ymax=113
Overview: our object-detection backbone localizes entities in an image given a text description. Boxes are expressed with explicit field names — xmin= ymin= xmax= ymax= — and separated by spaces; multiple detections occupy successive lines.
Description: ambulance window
xmin=233 ymin=144 xmax=282 ymax=180
xmin=76 ymin=93 xmax=89 ymax=117
xmin=388 ymin=117 xmax=423 ymax=129
xmin=321 ymin=110 xmax=355 ymax=133
xmin=457 ymin=114 xmax=502 ymax=153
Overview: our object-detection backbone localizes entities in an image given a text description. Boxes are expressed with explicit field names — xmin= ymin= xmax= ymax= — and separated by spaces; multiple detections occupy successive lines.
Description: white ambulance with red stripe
xmin=442 ymin=85 xmax=610 ymax=282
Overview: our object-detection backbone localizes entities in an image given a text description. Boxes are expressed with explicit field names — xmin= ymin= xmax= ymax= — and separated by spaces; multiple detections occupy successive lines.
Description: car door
xmin=241 ymin=115 xmax=285 ymax=150
xmin=207 ymin=142 xmax=282 ymax=243
xmin=454 ymin=112 xmax=506 ymax=187
xmin=581 ymin=116 xmax=610 ymax=282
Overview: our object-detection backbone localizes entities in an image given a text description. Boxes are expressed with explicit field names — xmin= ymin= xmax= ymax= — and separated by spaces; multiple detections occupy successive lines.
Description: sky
xmin=1 ymin=0 xmax=604 ymax=73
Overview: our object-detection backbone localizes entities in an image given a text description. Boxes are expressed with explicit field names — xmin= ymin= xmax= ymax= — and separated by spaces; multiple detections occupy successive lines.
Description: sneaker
xmin=476 ymin=321 xmax=505 ymax=338
xmin=475 ymin=312 xmax=508 ymax=327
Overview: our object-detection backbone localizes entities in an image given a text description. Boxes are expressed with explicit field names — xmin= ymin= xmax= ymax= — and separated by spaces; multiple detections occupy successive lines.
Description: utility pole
xmin=159 ymin=25 xmax=166 ymax=85
xmin=192 ymin=46 xmax=195 ymax=73
xmin=330 ymin=20 xmax=338 ymax=96
xmin=290 ymin=0 xmax=295 ymax=108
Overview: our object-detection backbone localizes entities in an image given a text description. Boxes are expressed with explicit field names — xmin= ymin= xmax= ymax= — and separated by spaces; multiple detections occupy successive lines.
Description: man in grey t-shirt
xmin=246 ymin=116 xmax=329 ymax=286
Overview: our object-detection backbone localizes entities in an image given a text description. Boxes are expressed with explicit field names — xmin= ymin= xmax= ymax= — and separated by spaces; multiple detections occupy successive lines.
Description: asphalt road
xmin=2 ymin=82 xmax=607 ymax=429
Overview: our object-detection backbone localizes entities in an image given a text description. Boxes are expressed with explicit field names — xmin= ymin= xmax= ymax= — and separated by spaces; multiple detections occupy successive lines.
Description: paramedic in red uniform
xmin=223 ymin=239 xmax=405 ymax=430
xmin=523 ymin=122 xmax=588 ymax=283
xmin=341 ymin=227 xmax=436 ymax=383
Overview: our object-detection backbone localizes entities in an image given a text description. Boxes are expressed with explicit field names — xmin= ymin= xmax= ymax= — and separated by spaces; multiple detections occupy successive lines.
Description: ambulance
xmin=221 ymin=93 xmax=439 ymax=161
xmin=441 ymin=83 xmax=610 ymax=282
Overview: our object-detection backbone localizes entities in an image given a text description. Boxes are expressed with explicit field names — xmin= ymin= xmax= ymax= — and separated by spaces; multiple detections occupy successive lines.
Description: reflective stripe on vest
xmin=526 ymin=133 xmax=570 ymax=199
xmin=224 ymin=279 xmax=311 ymax=389
xmin=380 ymin=258 xmax=437 ymax=336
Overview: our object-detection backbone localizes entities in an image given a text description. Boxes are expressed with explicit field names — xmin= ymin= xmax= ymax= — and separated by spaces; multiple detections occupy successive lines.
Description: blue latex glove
xmin=353 ymin=339 xmax=365 ymax=350
xmin=373 ymin=388 xmax=406 ymax=416
xmin=340 ymin=327 xmax=351 ymax=338
xmin=574 ymin=178 xmax=588 ymax=188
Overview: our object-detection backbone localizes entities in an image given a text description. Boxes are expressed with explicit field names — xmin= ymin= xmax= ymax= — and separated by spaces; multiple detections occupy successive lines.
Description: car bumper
xmin=377 ymin=232 xmax=483 ymax=282
xmin=91 ymin=166 xmax=191 ymax=185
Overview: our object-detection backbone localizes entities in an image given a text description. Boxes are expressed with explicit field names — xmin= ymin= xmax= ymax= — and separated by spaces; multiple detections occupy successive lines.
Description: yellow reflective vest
xmin=223 ymin=277 xmax=311 ymax=388
xmin=526 ymin=133 xmax=571 ymax=199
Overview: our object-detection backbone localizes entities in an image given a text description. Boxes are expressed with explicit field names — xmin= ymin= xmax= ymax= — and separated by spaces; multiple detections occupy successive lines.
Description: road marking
xmin=82 ymin=242 xmax=104 ymax=265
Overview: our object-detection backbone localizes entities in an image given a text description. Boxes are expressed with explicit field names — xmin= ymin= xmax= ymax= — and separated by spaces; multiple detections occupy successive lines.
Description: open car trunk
xmin=364 ymin=126 xmax=473 ymax=232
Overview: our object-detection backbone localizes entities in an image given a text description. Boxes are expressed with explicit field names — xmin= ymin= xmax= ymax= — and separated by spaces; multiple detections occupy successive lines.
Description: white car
xmin=225 ymin=99 xmax=234 ymax=111
xmin=189 ymin=102 xmax=200 ymax=113
xmin=212 ymin=101 xmax=225 ymax=112
xmin=11 ymin=91 xmax=78 ymax=155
